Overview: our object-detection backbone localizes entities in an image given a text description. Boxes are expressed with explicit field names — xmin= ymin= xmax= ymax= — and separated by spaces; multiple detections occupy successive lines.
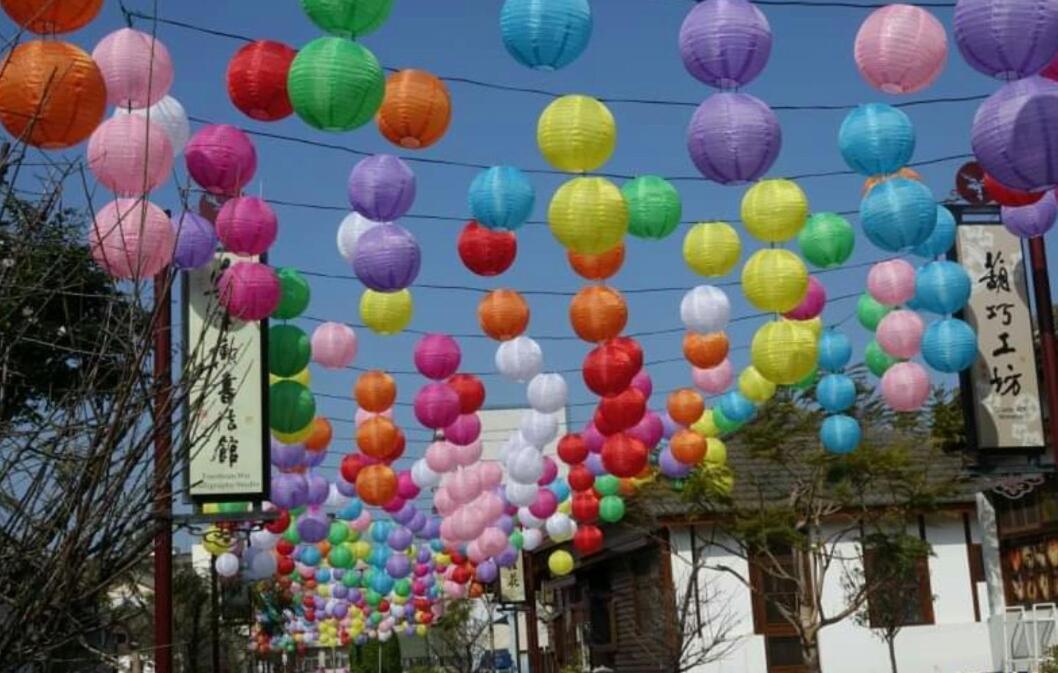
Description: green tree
xmin=350 ymin=636 xmax=402 ymax=673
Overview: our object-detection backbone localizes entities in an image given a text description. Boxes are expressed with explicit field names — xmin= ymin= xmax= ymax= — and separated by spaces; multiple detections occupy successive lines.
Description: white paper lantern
xmin=495 ymin=336 xmax=544 ymax=382
xmin=527 ymin=372 xmax=568 ymax=413
xmin=250 ymin=550 xmax=277 ymax=578
xmin=505 ymin=480 xmax=539 ymax=507
xmin=411 ymin=459 xmax=441 ymax=489
xmin=506 ymin=445 xmax=544 ymax=484
xmin=545 ymin=512 xmax=576 ymax=542
xmin=520 ymin=410 xmax=559 ymax=448
xmin=518 ymin=507 xmax=546 ymax=529
xmin=115 ymin=95 xmax=190 ymax=155
xmin=326 ymin=483 xmax=349 ymax=508
xmin=249 ymin=529 xmax=278 ymax=550
xmin=215 ymin=552 xmax=241 ymax=578
xmin=522 ymin=528 xmax=544 ymax=551
xmin=336 ymin=212 xmax=384 ymax=263
xmin=680 ymin=285 xmax=731 ymax=333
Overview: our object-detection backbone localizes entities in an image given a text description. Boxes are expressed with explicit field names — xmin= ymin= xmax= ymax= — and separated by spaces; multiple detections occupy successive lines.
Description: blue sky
xmin=26 ymin=1 xmax=1058 ymax=482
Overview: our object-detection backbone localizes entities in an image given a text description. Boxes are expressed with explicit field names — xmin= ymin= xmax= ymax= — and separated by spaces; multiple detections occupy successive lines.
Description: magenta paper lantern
xmin=626 ymin=411 xmax=663 ymax=448
xmin=972 ymin=76 xmax=1058 ymax=192
xmin=217 ymin=261 xmax=280 ymax=321
xmin=538 ymin=455 xmax=558 ymax=485
xmin=582 ymin=423 xmax=605 ymax=453
xmin=678 ymin=0 xmax=772 ymax=89
xmin=528 ymin=489 xmax=558 ymax=519
xmin=216 ymin=196 xmax=277 ymax=256
xmin=876 ymin=309 xmax=924 ymax=359
xmin=630 ymin=370 xmax=653 ymax=399
xmin=693 ymin=359 xmax=734 ymax=395
xmin=87 ymin=115 xmax=174 ymax=195
xmin=954 ymin=0 xmax=1058 ymax=81
xmin=185 ymin=124 xmax=258 ymax=196
xmin=89 ymin=198 xmax=174 ymax=280
xmin=414 ymin=333 xmax=462 ymax=380
xmin=854 ymin=4 xmax=947 ymax=95
xmin=867 ymin=259 xmax=917 ymax=306
xmin=92 ymin=28 xmax=174 ymax=108
xmin=784 ymin=275 xmax=826 ymax=320
xmin=881 ymin=361 xmax=930 ymax=411
xmin=397 ymin=470 xmax=421 ymax=500
xmin=347 ymin=154 xmax=416 ymax=221
xmin=687 ymin=92 xmax=781 ymax=185
xmin=311 ymin=322 xmax=358 ymax=369
xmin=415 ymin=383 xmax=461 ymax=429
xmin=444 ymin=413 xmax=481 ymax=446
xmin=1003 ymin=190 xmax=1058 ymax=238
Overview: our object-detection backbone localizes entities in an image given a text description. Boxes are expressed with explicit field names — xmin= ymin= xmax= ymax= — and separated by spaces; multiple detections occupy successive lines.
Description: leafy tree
xmin=427 ymin=598 xmax=496 ymax=673
xmin=350 ymin=636 xmax=402 ymax=673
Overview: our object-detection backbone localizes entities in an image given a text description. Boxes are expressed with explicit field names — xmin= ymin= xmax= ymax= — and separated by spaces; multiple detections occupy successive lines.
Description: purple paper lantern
xmin=414 ymin=382 xmax=461 ymax=429
xmin=172 ymin=211 xmax=217 ymax=270
xmin=271 ymin=439 xmax=305 ymax=470
xmin=352 ymin=223 xmax=421 ymax=292
xmin=217 ymin=261 xmax=280 ymax=321
xmin=687 ymin=92 xmax=781 ymax=185
xmin=297 ymin=508 xmax=329 ymax=543
xmin=414 ymin=333 xmax=462 ymax=380
xmin=305 ymin=473 xmax=329 ymax=506
xmin=270 ymin=472 xmax=308 ymax=510
xmin=386 ymin=552 xmax=411 ymax=578
xmin=347 ymin=154 xmax=416 ymax=221
xmin=954 ymin=0 xmax=1058 ymax=80
xmin=678 ymin=0 xmax=772 ymax=89
xmin=216 ymin=196 xmax=277 ymax=256
xmin=476 ymin=559 xmax=499 ymax=583
xmin=972 ymin=76 xmax=1058 ymax=192
xmin=659 ymin=447 xmax=693 ymax=479
xmin=1003 ymin=191 xmax=1058 ymax=237
xmin=185 ymin=124 xmax=257 ymax=196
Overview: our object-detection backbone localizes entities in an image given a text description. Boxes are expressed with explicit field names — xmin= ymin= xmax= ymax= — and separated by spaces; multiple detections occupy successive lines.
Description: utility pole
xmin=153 ymin=269 xmax=174 ymax=673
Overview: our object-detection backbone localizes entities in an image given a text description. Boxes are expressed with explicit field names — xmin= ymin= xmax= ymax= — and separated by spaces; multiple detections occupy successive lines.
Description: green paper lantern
xmin=594 ymin=474 xmax=620 ymax=497
xmin=270 ymin=380 xmax=316 ymax=433
xmin=393 ymin=578 xmax=412 ymax=597
xmin=342 ymin=571 xmax=359 ymax=587
xmin=599 ymin=495 xmax=625 ymax=523
xmin=299 ymin=0 xmax=393 ymax=38
xmin=365 ymin=590 xmax=382 ymax=607
xmin=282 ymin=527 xmax=301 ymax=545
xmin=712 ymin=406 xmax=743 ymax=435
xmin=328 ymin=521 xmax=350 ymax=545
xmin=797 ymin=212 xmax=855 ymax=269
xmin=329 ymin=544 xmax=354 ymax=569
xmin=288 ymin=37 xmax=384 ymax=132
xmin=273 ymin=267 xmax=311 ymax=320
xmin=856 ymin=293 xmax=891 ymax=332
xmin=865 ymin=339 xmax=899 ymax=377
xmin=793 ymin=366 xmax=819 ymax=390
xmin=622 ymin=175 xmax=682 ymax=240
xmin=269 ymin=325 xmax=311 ymax=378
xmin=509 ymin=530 xmax=524 ymax=550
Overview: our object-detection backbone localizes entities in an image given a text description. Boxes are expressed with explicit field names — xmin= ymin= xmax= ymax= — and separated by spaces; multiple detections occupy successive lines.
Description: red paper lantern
xmin=983 ymin=173 xmax=1046 ymax=207
xmin=573 ymin=524 xmax=605 ymax=556
xmin=340 ymin=452 xmax=377 ymax=484
xmin=451 ymin=565 xmax=472 ymax=584
xmin=557 ymin=433 xmax=589 ymax=465
xmin=601 ymin=433 xmax=648 ymax=478
xmin=447 ymin=373 xmax=486 ymax=413
xmin=276 ymin=539 xmax=295 ymax=556
xmin=567 ymin=463 xmax=595 ymax=492
xmin=226 ymin=40 xmax=297 ymax=122
xmin=592 ymin=407 xmax=623 ymax=437
xmin=609 ymin=336 xmax=644 ymax=374
xmin=596 ymin=387 xmax=646 ymax=432
xmin=265 ymin=509 xmax=290 ymax=534
xmin=277 ymin=557 xmax=295 ymax=575
xmin=571 ymin=490 xmax=600 ymax=523
xmin=583 ymin=341 xmax=639 ymax=398
xmin=458 ymin=220 xmax=517 ymax=276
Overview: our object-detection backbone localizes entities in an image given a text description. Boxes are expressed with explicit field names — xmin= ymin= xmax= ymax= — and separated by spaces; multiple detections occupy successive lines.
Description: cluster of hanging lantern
xmin=816 ymin=329 xmax=860 ymax=453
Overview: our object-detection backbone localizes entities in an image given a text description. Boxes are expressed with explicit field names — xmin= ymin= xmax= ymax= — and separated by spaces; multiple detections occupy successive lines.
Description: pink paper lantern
xmin=89 ymin=198 xmax=174 ymax=280
xmin=414 ymin=333 xmax=461 ymax=380
xmin=451 ymin=507 xmax=486 ymax=541
xmin=881 ymin=361 xmax=930 ymax=411
xmin=447 ymin=468 xmax=482 ymax=505
xmin=784 ymin=276 xmax=826 ymax=320
xmin=311 ymin=322 xmax=357 ymax=369
xmin=528 ymin=488 xmax=558 ymax=519
xmin=454 ymin=439 xmax=483 ymax=467
xmin=479 ymin=461 xmax=503 ymax=488
xmin=478 ymin=527 xmax=508 ymax=557
xmin=626 ymin=411 xmax=663 ymax=448
xmin=434 ymin=487 xmax=457 ymax=516
xmin=444 ymin=413 xmax=481 ymax=446
xmin=854 ymin=4 xmax=948 ymax=95
xmin=414 ymin=383 xmax=461 ymax=429
xmin=92 ymin=28 xmax=174 ymax=108
xmin=397 ymin=470 xmax=420 ymax=500
xmin=582 ymin=423 xmax=605 ymax=453
xmin=630 ymin=370 xmax=653 ymax=399
xmin=215 ymin=196 xmax=277 ymax=256
xmin=876 ymin=309 xmax=924 ymax=359
xmin=537 ymin=455 xmax=558 ymax=485
xmin=868 ymin=259 xmax=917 ymax=306
xmin=692 ymin=359 xmax=734 ymax=394
xmin=185 ymin=124 xmax=257 ymax=196
xmin=425 ymin=440 xmax=457 ymax=473
xmin=217 ymin=261 xmax=280 ymax=321
xmin=87 ymin=115 xmax=174 ymax=195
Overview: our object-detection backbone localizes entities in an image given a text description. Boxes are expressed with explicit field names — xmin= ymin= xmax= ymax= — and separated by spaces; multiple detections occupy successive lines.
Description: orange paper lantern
xmin=667 ymin=388 xmax=705 ymax=426
xmin=862 ymin=167 xmax=922 ymax=196
xmin=356 ymin=464 xmax=397 ymax=506
xmin=670 ymin=430 xmax=707 ymax=465
xmin=683 ymin=331 xmax=729 ymax=369
xmin=568 ymin=243 xmax=624 ymax=280
xmin=0 ymin=40 xmax=106 ymax=148
xmin=1 ymin=0 xmax=102 ymax=34
xmin=357 ymin=416 xmax=399 ymax=460
xmin=304 ymin=417 xmax=333 ymax=451
xmin=377 ymin=69 xmax=451 ymax=150
xmin=478 ymin=288 xmax=529 ymax=341
xmin=355 ymin=370 xmax=396 ymax=413
xmin=569 ymin=285 xmax=627 ymax=343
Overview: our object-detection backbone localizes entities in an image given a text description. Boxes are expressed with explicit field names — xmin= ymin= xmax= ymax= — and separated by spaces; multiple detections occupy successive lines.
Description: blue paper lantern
xmin=370 ymin=572 xmax=395 ymax=595
xmin=916 ymin=261 xmax=972 ymax=315
xmin=860 ymin=178 xmax=937 ymax=252
xmin=839 ymin=103 xmax=915 ymax=176
xmin=718 ymin=390 xmax=757 ymax=423
xmin=820 ymin=414 xmax=861 ymax=454
xmin=299 ymin=545 xmax=323 ymax=566
xmin=922 ymin=318 xmax=978 ymax=373
xmin=468 ymin=165 xmax=535 ymax=231
xmin=912 ymin=206 xmax=956 ymax=258
xmin=370 ymin=521 xmax=392 ymax=544
xmin=818 ymin=330 xmax=852 ymax=372
xmin=549 ymin=480 xmax=571 ymax=502
xmin=816 ymin=374 xmax=856 ymax=413
xmin=500 ymin=0 xmax=593 ymax=71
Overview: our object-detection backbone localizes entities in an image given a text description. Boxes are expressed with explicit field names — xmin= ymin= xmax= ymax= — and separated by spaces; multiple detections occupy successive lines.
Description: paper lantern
xmin=916 ymin=261 xmax=972 ymax=314
xmin=448 ymin=373 xmax=486 ymax=414
xmin=357 ymin=465 xmax=398 ymax=507
xmin=445 ymin=414 xmax=481 ymax=447
xmin=415 ymin=383 xmax=461 ymax=430
xmin=378 ymin=69 xmax=450 ymax=149
xmin=348 ymin=154 xmax=416 ymax=221
xmin=839 ymin=103 xmax=915 ymax=176
xmin=455 ymin=221 xmax=516 ymax=277
xmin=670 ymin=430 xmax=707 ymax=466
xmin=89 ymin=198 xmax=174 ymax=280
xmin=857 ymin=293 xmax=891 ymax=332
xmin=954 ymin=0 xmax=1058 ymax=80
xmin=622 ymin=175 xmax=681 ymax=240
xmin=495 ymin=336 xmax=543 ymax=382
xmin=548 ymin=549 xmax=574 ymax=576
xmin=273 ymin=267 xmax=310 ymax=320
xmin=568 ymin=244 xmax=624 ymax=280
xmin=984 ymin=173 xmax=1046 ymax=207
xmin=687 ymin=93 xmax=781 ymax=185
xmin=741 ymin=179 xmax=808 ymax=242
xmin=717 ymin=390 xmax=756 ymax=424
xmin=1 ymin=0 xmax=102 ymax=34
xmin=854 ymin=5 xmax=947 ymax=95
xmin=681 ymin=285 xmax=731 ymax=334
xmin=1003 ymin=191 xmax=1058 ymax=238
xmin=548 ymin=177 xmax=628 ymax=254
xmin=912 ymin=206 xmax=956 ymax=258
xmin=114 ymin=96 xmax=190 ymax=158
xmin=356 ymin=370 xmax=396 ymax=413
xmin=92 ymin=28 xmax=173 ymax=108
xmin=337 ymin=212 xmax=383 ymax=263
xmin=583 ymin=342 xmax=638 ymax=397
xmin=525 ymin=373 xmax=566 ymax=415
xmin=218 ymin=262 xmax=279 ymax=321
xmin=797 ymin=212 xmax=854 ymax=269
xmin=227 ymin=40 xmax=297 ymax=122
xmin=599 ymin=495 xmax=625 ymax=523
xmin=300 ymin=0 xmax=392 ymax=37
xmin=270 ymin=380 xmax=316 ymax=434
xmin=971 ymin=77 xmax=1058 ymax=192
xmin=171 ymin=212 xmax=216 ymax=270
xmin=87 ymin=115 xmax=173 ymax=195
xmin=866 ymin=339 xmax=898 ymax=377
xmin=818 ymin=330 xmax=852 ymax=372
xmin=185 ymin=124 xmax=257 ymax=196
xmin=597 ymin=388 xmax=646 ymax=433
xmin=876 ymin=310 xmax=924 ymax=359
xmin=922 ymin=318 xmax=978 ymax=373
xmin=601 ymin=434 xmax=648 ymax=478
xmin=784 ymin=276 xmax=826 ymax=321
xmin=522 ymin=409 xmax=561 ymax=447
xmin=569 ymin=286 xmax=627 ymax=343
xmin=820 ymin=415 xmax=861 ymax=454
xmin=312 ymin=322 xmax=357 ymax=369
xmin=678 ymin=0 xmax=772 ymax=89
xmin=683 ymin=222 xmax=741 ymax=276
xmin=557 ymin=433 xmax=588 ymax=466
xmin=478 ymin=289 xmax=529 ymax=341
xmin=353 ymin=224 xmax=421 ymax=292
xmin=288 ymin=37 xmax=384 ymax=132
xmin=750 ymin=320 xmax=818 ymax=385
xmin=860 ymin=177 xmax=937 ymax=252
xmin=360 ymin=289 xmax=413 ymax=335
xmin=537 ymin=95 xmax=615 ymax=173
xmin=816 ymin=374 xmax=856 ymax=414
xmin=468 ymin=166 xmax=535 ymax=231
xmin=667 ymin=388 xmax=705 ymax=427
xmin=693 ymin=360 xmax=733 ymax=395
xmin=270 ymin=325 xmax=311 ymax=377
xmin=741 ymin=249 xmax=808 ymax=313
xmin=683 ymin=331 xmax=729 ymax=369
xmin=0 ymin=40 xmax=105 ymax=149
xmin=216 ymin=196 xmax=278 ymax=257
xmin=500 ymin=0 xmax=592 ymax=71
xmin=738 ymin=366 xmax=776 ymax=403
xmin=414 ymin=334 xmax=461 ymax=381
xmin=881 ymin=361 xmax=930 ymax=412
xmin=867 ymin=259 xmax=916 ymax=307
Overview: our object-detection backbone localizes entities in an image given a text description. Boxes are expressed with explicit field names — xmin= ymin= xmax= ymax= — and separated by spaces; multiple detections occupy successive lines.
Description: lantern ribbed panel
xmin=854 ymin=4 xmax=947 ymax=94
xmin=270 ymin=381 xmax=316 ymax=434
xmin=859 ymin=177 xmax=937 ymax=252
xmin=876 ymin=309 xmax=924 ymax=359
xmin=458 ymin=221 xmax=517 ymax=276
xmin=87 ymin=114 xmax=173 ymax=195
xmin=288 ymin=37 xmax=384 ymax=132
xmin=347 ymin=154 xmax=416 ymax=221
xmin=468 ymin=166 xmax=535 ymax=231
xmin=680 ymin=285 xmax=730 ymax=333
xmin=839 ymin=103 xmax=916 ymax=176
xmin=687 ymin=92 xmax=781 ymax=185
xmin=622 ymin=176 xmax=682 ymax=240
xmin=922 ymin=318 xmax=978 ymax=373
xmin=311 ymin=322 xmax=358 ymax=369
xmin=359 ymin=289 xmax=413 ymax=335
xmin=299 ymin=0 xmax=393 ymax=38
xmin=537 ymin=95 xmax=615 ymax=173
xmin=89 ymin=198 xmax=174 ymax=280
xmin=739 ymin=366 xmax=776 ymax=403
xmin=972 ymin=77 xmax=1058 ymax=192
xmin=171 ymin=212 xmax=216 ymax=270
xmin=184 ymin=124 xmax=258 ymax=196
xmin=740 ymin=178 xmax=808 ymax=242
xmin=750 ymin=320 xmax=817 ymax=385
xmin=547 ymin=177 xmax=628 ymax=255
xmin=954 ymin=0 xmax=1058 ymax=80
xmin=683 ymin=221 xmax=741 ymax=276
xmin=820 ymin=415 xmax=861 ymax=454
xmin=216 ymin=196 xmax=278 ymax=257
xmin=678 ymin=0 xmax=772 ymax=89
xmin=881 ymin=361 xmax=930 ymax=411
xmin=336 ymin=212 xmax=382 ymax=263
xmin=500 ymin=0 xmax=592 ymax=71
xmin=741 ymin=249 xmax=808 ymax=313
xmin=227 ymin=40 xmax=297 ymax=122
xmin=377 ymin=69 xmax=451 ymax=149
xmin=797 ymin=213 xmax=855 ymax=268
xmin=92 ymin=28 xmax=173 ymax=108
xmin=495 ymin=336 xmax=543 ymax=382
xmin=1 ymin=0 xmax=102 ymax=34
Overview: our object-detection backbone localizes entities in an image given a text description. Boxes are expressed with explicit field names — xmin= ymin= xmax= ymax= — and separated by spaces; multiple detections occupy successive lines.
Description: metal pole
xmin=522 ymin=554 xmax=540 ymax=673
xmin=153 ymin=269 xmax=174 ymax=673
xmin=377 ymin=640 xmax=382 ymax=673
xmin=512 ymin=607 xmax=521 ymax=673
xmin=211 ymin=555 xmax=221 ymax=673
xmin=1028 ymin=237 xmax=1058 ymax=465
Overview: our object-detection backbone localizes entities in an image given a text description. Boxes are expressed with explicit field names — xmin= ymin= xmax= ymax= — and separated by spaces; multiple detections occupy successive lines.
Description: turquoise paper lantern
xmin=922 ymin=318 xmax=978 ymax=373
xmin=500 ymin=0 xmax=593 ymax=71
xmin=839 ymin=103 xmax=915 ymax=176
xmin=860 ymin=178 xmax=937 ymax=252
xmin=817 ymin=330 xmax=852 ymax=372
xmin=816 ymin=374 xmax=856 ymax=413
xmin=820 ymin=414 xmax=861 ymax=454
xmin=915 ymin=261 xmax=971 ymax=315
xmin=468 ymin=166 xmax=535 ymax=231
xmin=717 ymin=390 xmax=756 ymax=424
xmin=912 ymin=206 xmax=956 ymax=258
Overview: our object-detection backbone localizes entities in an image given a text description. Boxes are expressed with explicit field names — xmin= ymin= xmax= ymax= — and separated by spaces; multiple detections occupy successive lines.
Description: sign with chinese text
xmin=955 ymin=223 xmax=1045 ymax=452
xmin=499 ymin=552 xmax=527 ymax=603
xmin=184 ymin=253 xmax=269 ymax=501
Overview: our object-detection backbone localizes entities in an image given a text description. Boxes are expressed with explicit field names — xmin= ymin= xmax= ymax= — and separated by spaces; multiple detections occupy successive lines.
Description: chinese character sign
xmin=185 ymin=252 xmax=268 ymax=500
xmin=956 ymin=225 xmax=1045 ymax=451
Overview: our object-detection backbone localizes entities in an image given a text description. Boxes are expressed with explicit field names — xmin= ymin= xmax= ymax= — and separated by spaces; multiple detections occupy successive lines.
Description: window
xmin=765 ymin=636 xmax=807 ymax=670
xmin=750 ymin=544 xmax=809 ymax=673
xmin=588 ymin=574 xmax=614 ymax=646
xmin=862 ymin=547 xmax=934 ymax=627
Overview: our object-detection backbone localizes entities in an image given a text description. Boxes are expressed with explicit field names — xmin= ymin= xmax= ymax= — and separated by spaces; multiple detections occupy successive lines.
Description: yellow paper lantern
xmin=683 ymin=221 xmax=741 ymax=277
xmin=537 ymin=95 xmax=616 ymax=172
xmin=703 ymin=437 xmax=727 ymax=465
xmin=785 ymin=316 xmax=823 ymax=341
xmin=738 ymin=366 xmax=777 ymax=403
xmin=270 ymin=367 xmax=311 ymax=387
xmin=741 ymin=249 xmax=808 ymax=313
xmin=548 ymin=549 xmax=575 ymax=576
xmin=360 ymin=288 xmax=413 ymax=335
xmin=353 ymin=540 xmax=373 ymax=561
xmin=691 ymin=408 xmax=720 ymax=438
xmin=740 ymin=178 xmax=809 ymax=242
xmin=273 ymin=424 xmax=313 ymax=444
xmin=548 ymin=176 xmax=628 ymax=254
xmin=751 ymin=320 xmax=818 ymax=385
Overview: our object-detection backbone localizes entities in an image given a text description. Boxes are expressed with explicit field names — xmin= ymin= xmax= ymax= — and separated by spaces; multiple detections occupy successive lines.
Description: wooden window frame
xmin=861 ymin=548 xmax=935 ymax=628
xmin=749 ymin=545 xmax=810 ymax=673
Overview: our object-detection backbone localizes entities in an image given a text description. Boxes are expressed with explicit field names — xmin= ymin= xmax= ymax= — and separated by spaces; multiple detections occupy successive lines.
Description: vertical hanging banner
xmin=184 ymin=252 xmax=270 ymax=501
xmin=955 ymin=222 xmax=1045 ymax=452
